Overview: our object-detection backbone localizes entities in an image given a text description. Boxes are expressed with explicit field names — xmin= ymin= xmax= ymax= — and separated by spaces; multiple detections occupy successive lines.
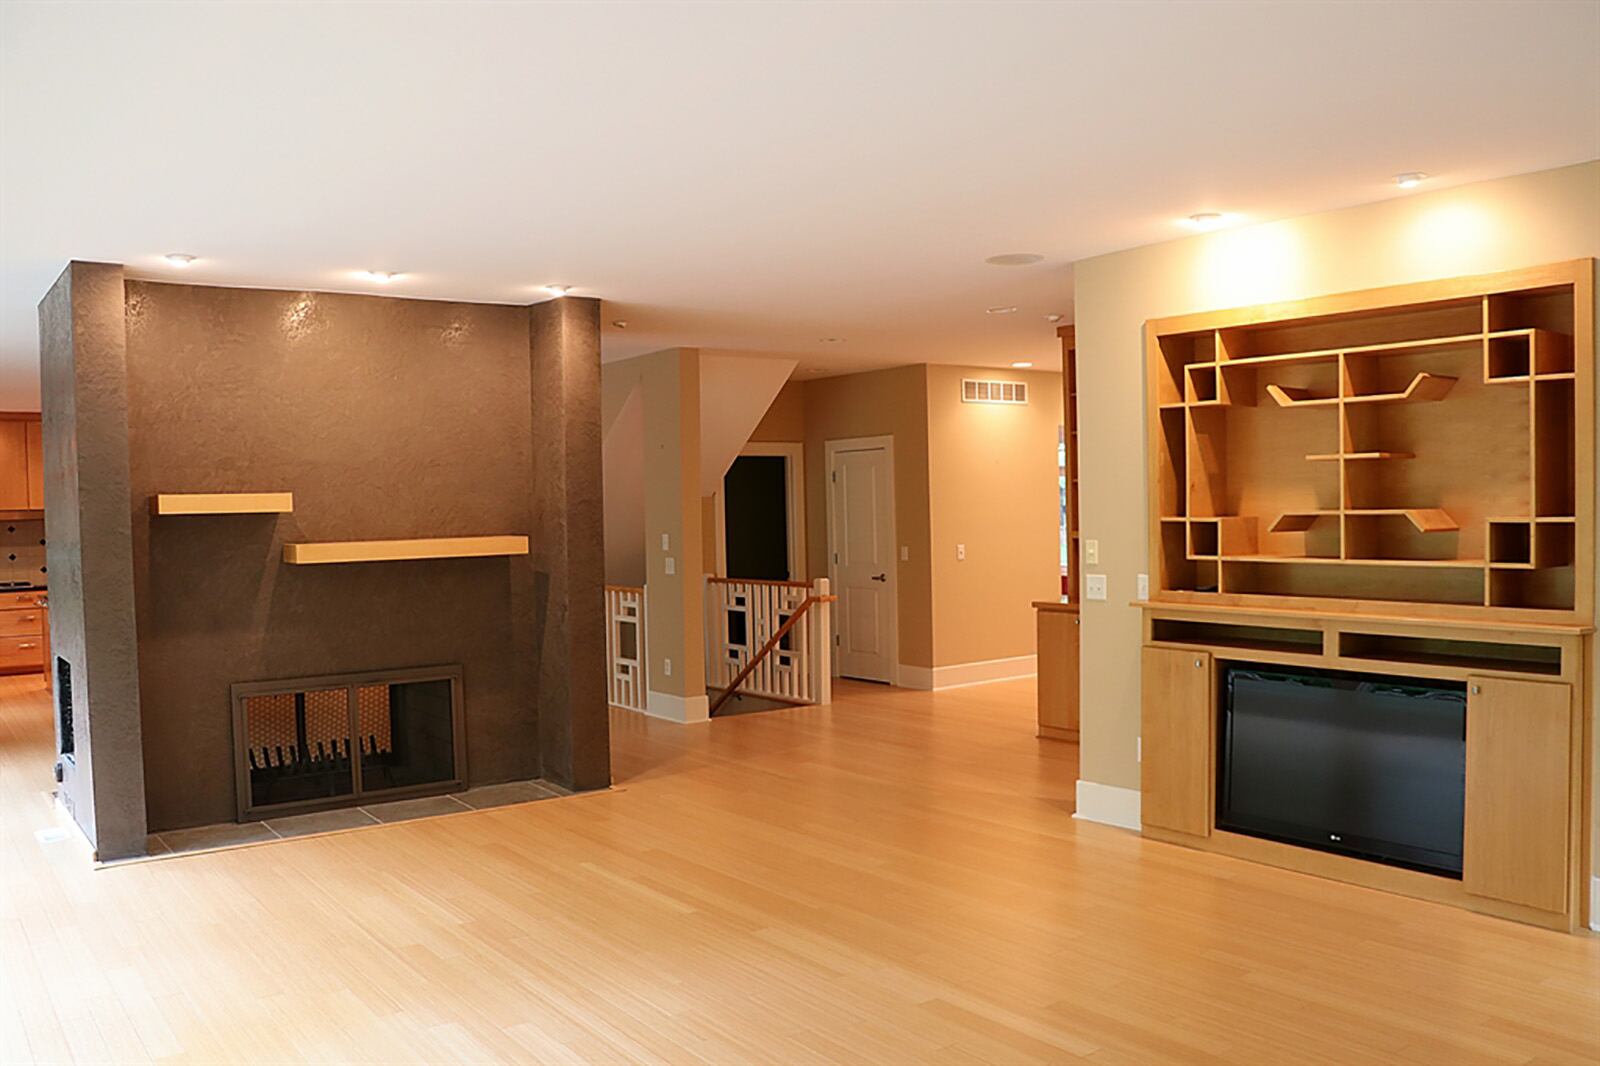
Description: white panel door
xmin=830 ymin=444 xmax=896 ymax=682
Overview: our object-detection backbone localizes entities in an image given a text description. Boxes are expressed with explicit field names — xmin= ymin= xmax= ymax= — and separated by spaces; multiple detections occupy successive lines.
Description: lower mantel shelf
xmin=283 ymin=536 xmax=530 ymax=565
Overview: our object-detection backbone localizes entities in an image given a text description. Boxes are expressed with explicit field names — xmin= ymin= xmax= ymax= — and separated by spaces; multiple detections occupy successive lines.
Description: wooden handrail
xmin=708 ymin=593 xmax=837 ymax=717
xmin=705 ymin=576 xmax=812 ymax=589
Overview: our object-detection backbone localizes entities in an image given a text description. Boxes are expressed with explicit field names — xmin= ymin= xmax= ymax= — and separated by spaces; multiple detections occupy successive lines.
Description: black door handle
xmin=871 ymin=573 xmax=887 ymax=582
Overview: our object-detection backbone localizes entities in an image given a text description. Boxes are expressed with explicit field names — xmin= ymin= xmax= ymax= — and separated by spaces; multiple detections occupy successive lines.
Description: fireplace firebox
xmin=231 ymin=666 xmax=465 ymax=820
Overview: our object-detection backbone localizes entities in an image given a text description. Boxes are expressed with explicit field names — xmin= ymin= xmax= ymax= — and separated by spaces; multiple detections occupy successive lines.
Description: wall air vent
xmin=961 ymin=378 xmax=1029 ymax=405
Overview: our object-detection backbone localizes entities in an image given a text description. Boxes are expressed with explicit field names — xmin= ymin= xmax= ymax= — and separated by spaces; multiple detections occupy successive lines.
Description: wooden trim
xmin=282 ymin=536 xmax=529 ymax=565
xmin=705 ymin=576 xmax=811 ymax=589
xmin=150 ymin=492 xmax=294 ymax=516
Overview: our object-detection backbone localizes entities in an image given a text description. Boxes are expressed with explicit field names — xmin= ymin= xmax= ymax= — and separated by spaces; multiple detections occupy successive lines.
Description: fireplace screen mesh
xmin=232 ymin=668 xmax=464 ymax=819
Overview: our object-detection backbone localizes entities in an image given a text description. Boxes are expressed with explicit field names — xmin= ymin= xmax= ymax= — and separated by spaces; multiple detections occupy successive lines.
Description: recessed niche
xmin=1484 ymin=335 xmax=1530 ymax=381
xmin=1487 ymin=521 xmax=1532 ymax=566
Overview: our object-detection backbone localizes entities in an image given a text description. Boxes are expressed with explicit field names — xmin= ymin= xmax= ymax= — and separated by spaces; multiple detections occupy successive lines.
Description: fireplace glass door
xmin=233 ymin=667 xmax=464 ymax=819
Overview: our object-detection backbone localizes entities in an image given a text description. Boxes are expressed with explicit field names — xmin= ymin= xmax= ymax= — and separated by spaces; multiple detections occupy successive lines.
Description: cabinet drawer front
xmin=0 ymin=634 xmax=45 ymax=670
xmin=0 ymin=591 xmax=45 ymax=611
xmin=0 ymin=609 xmax=44 ymax=636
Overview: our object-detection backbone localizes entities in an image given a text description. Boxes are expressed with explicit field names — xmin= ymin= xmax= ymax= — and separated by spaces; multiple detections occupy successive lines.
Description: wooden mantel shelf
xmin=150 ymin=492 xmax=294 ymax=516
xmin=283 ymin=536 xmax=530 ymax=565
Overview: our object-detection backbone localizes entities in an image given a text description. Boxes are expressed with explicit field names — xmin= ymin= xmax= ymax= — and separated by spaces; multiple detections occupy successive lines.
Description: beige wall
xmin=801 ymin=365 xmax=935 ymax=669
xmin=1072 ymin=162 xmax=1600 ymax=867
xmin=750 ymin=380 xmax=806 ymax=442
xmin=797 ymin=363 xmax=1064 ymax=672
xmin=925 ymin=364 xmax=1064 ymax=666
xmin=639 ymin=348 xmax=706 ymax=704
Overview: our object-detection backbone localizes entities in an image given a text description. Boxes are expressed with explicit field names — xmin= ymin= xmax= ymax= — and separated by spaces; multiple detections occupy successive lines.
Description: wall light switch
xmin=1137 ymin=737 xmax=1142 ymax=763
xmin=664 ymin=556 xmax=676 ymax=576
xmin=1085 ymin=574 xmax=1108 ymax=601
xmin=956 ymin=543 xmax=966 ymax=561
xmin=1085 ymin=539 xmax=1100 ymax=565
xmin=660 ymin=533 xmax=670 ymax=551
xmin=900 ymin=546 xmax=909 ymax=561
xmin=1136 ymin=573 xmax=1150 ymax=600
xmin=663 ymin=658 xmax=672 ymax=677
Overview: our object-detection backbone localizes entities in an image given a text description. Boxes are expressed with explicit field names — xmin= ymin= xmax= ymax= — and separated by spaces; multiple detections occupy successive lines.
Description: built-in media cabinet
xmin=1139 ymin=260 xmax=1594 ymax=931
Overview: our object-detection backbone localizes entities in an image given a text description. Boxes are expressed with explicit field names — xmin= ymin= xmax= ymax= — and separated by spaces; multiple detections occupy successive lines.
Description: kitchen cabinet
xmin=0 ymin=414 xmax=43 ymax=512
xmin=0 ymin=590 xmax=48 ymax=675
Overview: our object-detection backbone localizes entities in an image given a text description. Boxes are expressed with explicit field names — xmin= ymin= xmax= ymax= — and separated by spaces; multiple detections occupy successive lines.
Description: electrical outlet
xmin=663 ymin=658 xmax=672 ymax=677
xmin=900 ymin=546 xmax=909 ymax=561
xmin=660 ymin=532 xmax=670 ymax=551
xmin=956 ymin=543 xmax=966 ymax=561
xmin=1136 ymin=573 xmax=1150 ymax=600
xmin=664 ymin=556 xmax=676 ymax=575
xmin=1085 ymin=574 xmax=1108 ymax=601
xmin=1085 ymin=539 xmax=1100 ymax=565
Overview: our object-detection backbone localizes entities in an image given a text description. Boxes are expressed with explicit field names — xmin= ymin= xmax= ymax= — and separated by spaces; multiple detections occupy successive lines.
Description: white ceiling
xmin=2 ymin=1 xmax=1597 ymax=407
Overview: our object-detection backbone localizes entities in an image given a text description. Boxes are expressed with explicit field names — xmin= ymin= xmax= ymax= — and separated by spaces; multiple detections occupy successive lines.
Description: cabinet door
xmin=1463 ymin=676 xmax=1571 ymax=914
xmin=1141 ymin=646 xmax=1212 ymax=836
xmin=1036 ymin=610 xmax=1079 ymax=737
xmin=0 ymin=422 xmax=27 ymax=509
xmin=25 ymin=419 xmax=43 ymax=509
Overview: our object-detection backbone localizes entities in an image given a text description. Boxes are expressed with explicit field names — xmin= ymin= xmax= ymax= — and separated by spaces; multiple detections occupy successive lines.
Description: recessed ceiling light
xmin=1181 ymin=212 xmax=1230 ymax=231
xmin=163 ymin=253 xmax=197 ymax=267
xmin=1010 ymin=361 xmax=1034 ymax=369
xmin=986 ymin=306 xmax=1018 ymax=315
xmin=360 ymin=270 xmax=400 ymax=283
xmin=1393 ymin=172 xmax=1428 ymax=189
xmin=819 ymin=337 xmax=845 ymax=344
xmin=1045 ymin=313 xmax=1064 ymax=323
xmin=611 ymin=319 xmax=629 ymax=329
xmin=542 ymin=284 xmax=571 ymax=298
xmin=985 ymin=253 xmax=1044 ymax=266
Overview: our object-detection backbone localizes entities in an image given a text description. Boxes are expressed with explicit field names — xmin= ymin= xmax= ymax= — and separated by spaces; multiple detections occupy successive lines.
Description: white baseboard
xmin=897 ymin=654 xmax=1038 ymax=692
xmin=644 ymin=690 xmax=710 ymax=724
xmin=1591 ymin=876 xmax=1599 ymax=933
xmin=1073 ymin=780 xmax=1141 ymax=831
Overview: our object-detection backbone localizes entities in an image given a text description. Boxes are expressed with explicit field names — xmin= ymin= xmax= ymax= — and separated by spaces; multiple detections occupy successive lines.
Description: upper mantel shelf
xmin=150 ymin=492 xmax=294 ymax=516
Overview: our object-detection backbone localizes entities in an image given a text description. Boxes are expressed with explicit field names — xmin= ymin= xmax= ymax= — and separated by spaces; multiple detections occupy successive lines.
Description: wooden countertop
xmin=1132 ymin=599 xmax=1593 ymax=635
xmin=1033 ymin=600 xmax=1079 ymax=613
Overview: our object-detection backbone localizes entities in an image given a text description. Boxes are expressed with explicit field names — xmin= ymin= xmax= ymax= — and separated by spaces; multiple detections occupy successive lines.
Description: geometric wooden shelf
xmin=282 ymin=535 xmax=530 ymax=565
xmin=150 ymin=492 xmax=294 ymax=516
xmin=1144 ymin=258 xmax=1590 ymax=618
xmin=1304 ymin=451 xmax=1414 ymax=462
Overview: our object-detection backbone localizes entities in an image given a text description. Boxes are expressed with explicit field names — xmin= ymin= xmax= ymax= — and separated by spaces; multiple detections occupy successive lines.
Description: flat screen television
xmin=1218 ymin=664 xmax=1466 ymax=877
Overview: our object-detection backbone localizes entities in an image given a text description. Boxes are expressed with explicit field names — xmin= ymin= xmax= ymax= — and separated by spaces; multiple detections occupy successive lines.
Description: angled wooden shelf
xmin=283 ymin=536 xmax=530 ymax=565
xmin=1348 ymin=508 xmax=1459 ymax=533
xmin=1345 ymin=372 xmax=1457 ymax=406
xmin=151 ymin=492 xmax=294 ymax=516
xmin=1268 ymin=511 xmax=1338 ymax=533
xmin=1266 ymin=384 xmax=1338 ymax=408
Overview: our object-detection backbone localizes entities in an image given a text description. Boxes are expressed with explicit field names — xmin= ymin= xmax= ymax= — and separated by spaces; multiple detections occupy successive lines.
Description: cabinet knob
xmin=1470 ymin=684 xmax=1481 ymax=695
xmin=1194 ymin=658 xmax=1204 ymax=668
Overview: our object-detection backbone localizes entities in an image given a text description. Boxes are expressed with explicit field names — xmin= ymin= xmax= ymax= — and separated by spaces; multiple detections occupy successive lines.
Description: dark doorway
xmin=724 ymin=455 xmax=789 ymax=580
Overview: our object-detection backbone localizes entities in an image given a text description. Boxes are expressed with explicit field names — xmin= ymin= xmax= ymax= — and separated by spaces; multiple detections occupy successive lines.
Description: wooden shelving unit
xmin=1145 ymin=260 xmax=1593 ymax=620
xmin=283 ymin=536 xmax=530 ymax=565
xmin=150 ymin=492 xmax=294 ymax=516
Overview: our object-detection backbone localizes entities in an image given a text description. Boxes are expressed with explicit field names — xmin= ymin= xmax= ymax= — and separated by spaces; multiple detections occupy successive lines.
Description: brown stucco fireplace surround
xmin=40 ymin=262 xmax=611 ymax=860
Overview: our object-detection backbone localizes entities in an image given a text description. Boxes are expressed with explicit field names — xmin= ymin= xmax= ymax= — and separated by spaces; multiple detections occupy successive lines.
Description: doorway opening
xmin=715 ymin=442 xmax=805 ymax=581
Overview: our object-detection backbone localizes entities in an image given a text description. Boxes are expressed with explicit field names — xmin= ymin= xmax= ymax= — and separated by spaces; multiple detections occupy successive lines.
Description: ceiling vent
xmin=961 ymin=378 xmax=1029 ymax=405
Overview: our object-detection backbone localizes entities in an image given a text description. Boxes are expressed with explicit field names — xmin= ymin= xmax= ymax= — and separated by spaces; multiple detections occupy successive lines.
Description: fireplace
xmin=231 ymin=666 xmax=465 ymax=820
xmin=1217 ymin=663 xmax=1466 ymax=877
